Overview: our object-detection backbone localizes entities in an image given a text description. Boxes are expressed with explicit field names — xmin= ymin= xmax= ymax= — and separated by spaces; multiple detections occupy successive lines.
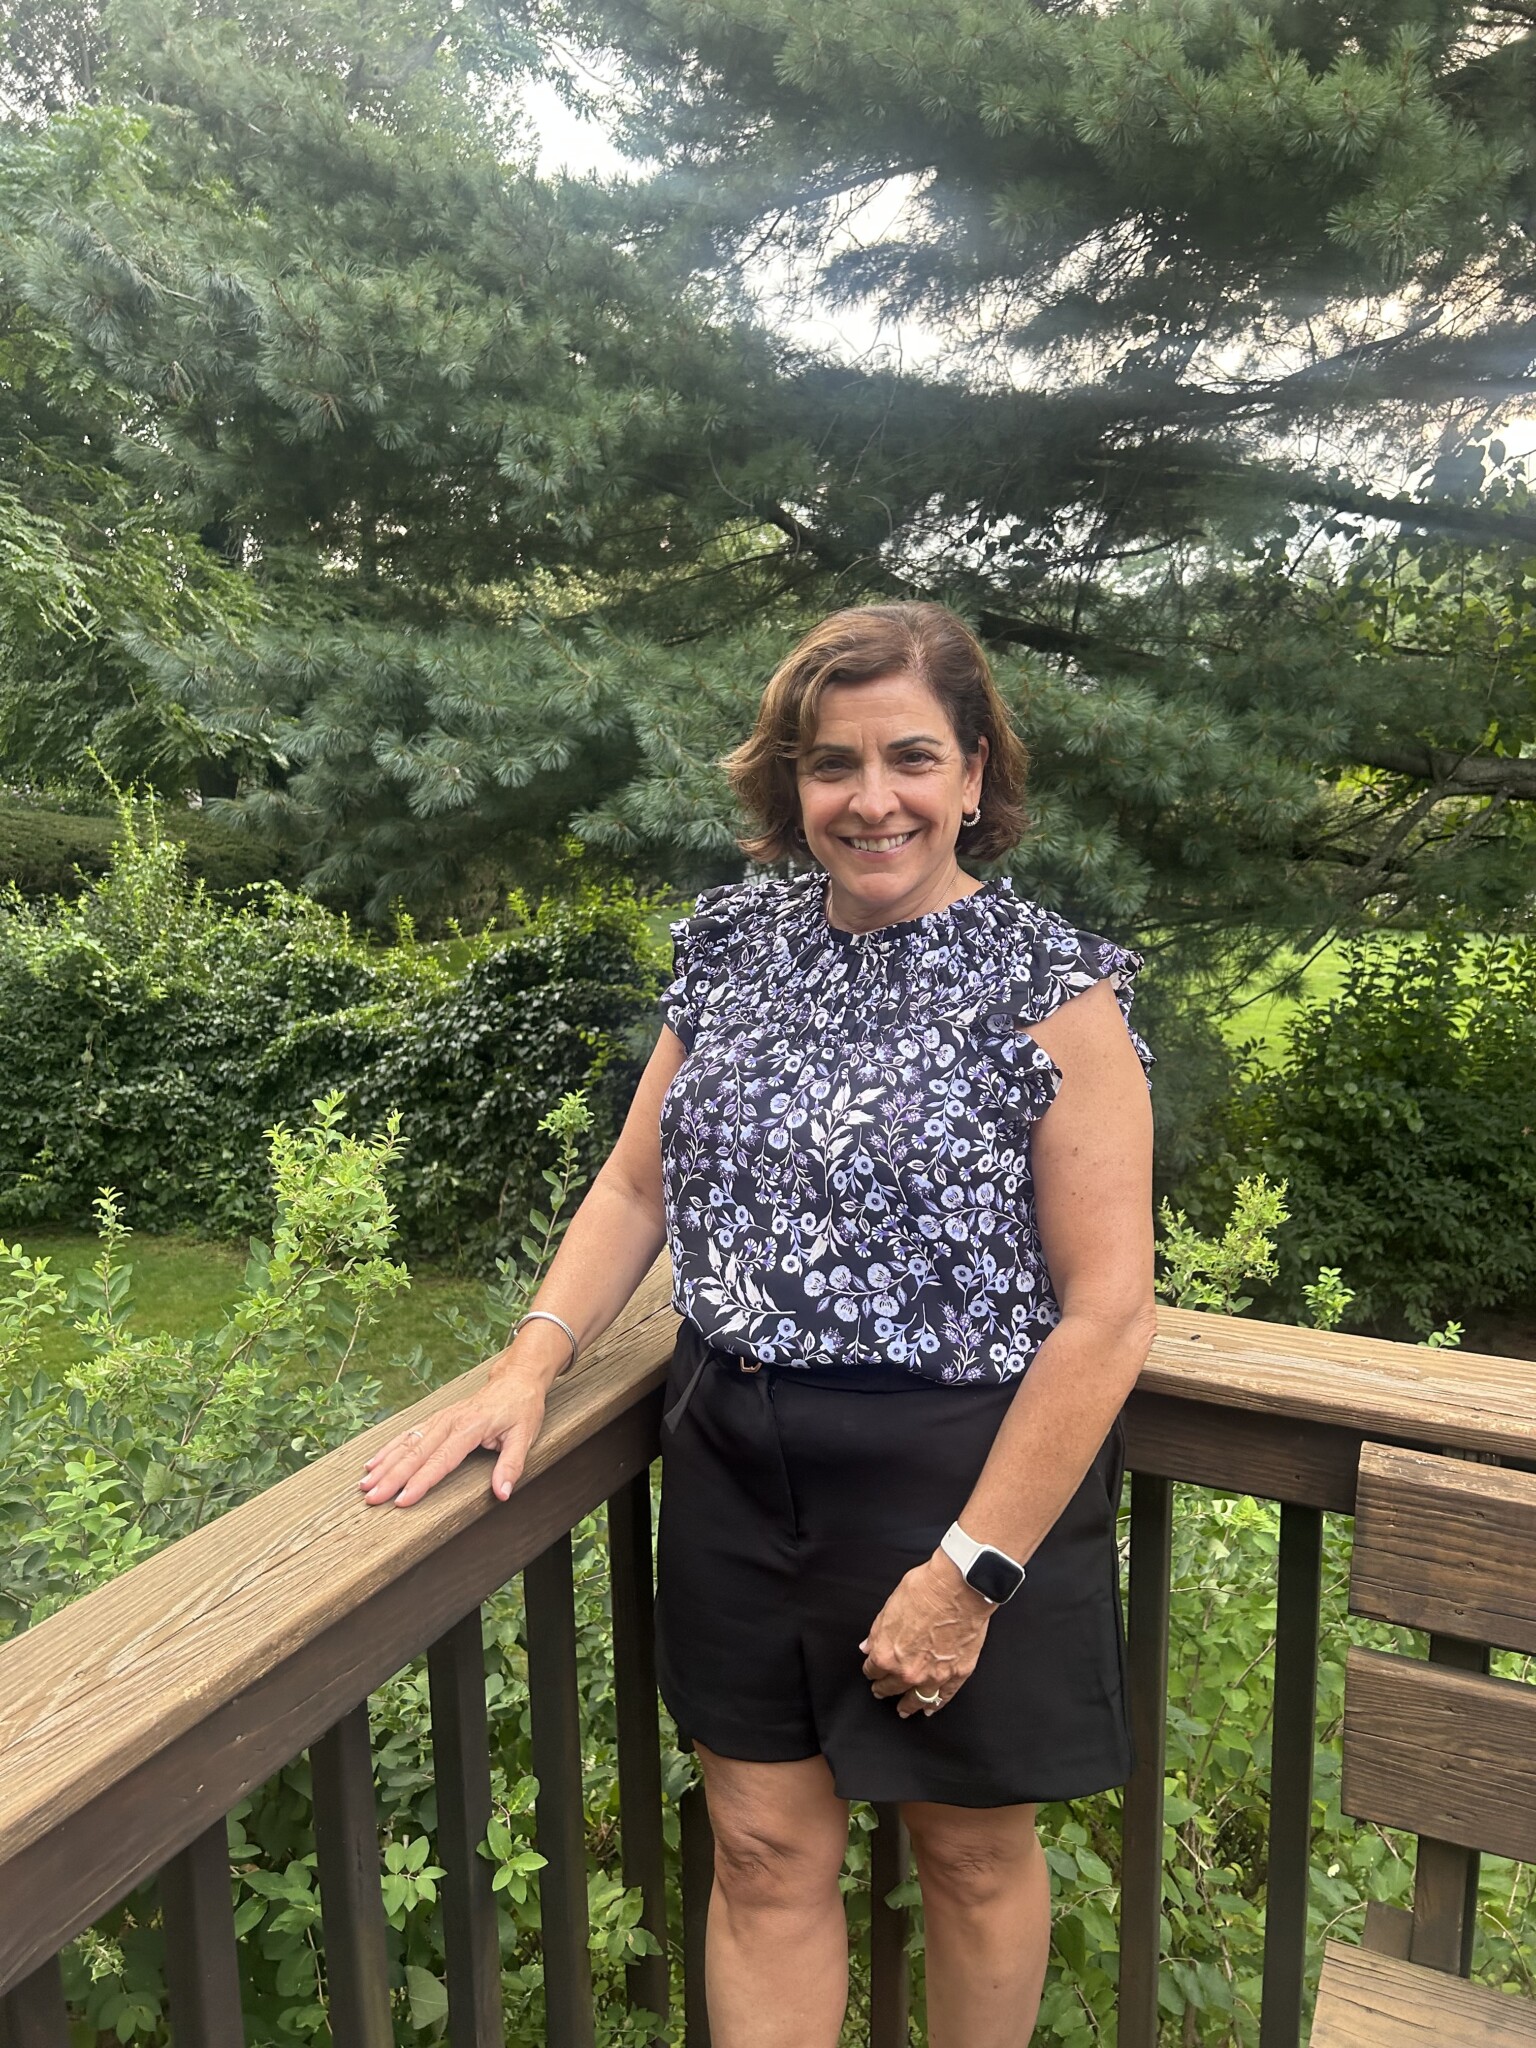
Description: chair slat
xmin=1342 ymin=1649 xmax=1536 ymax=1865
xmin=1311 ymin=1941 xmax=1536 ymax=2046
xmin=1352 ymin=1445 xmax=1536 ymax=1651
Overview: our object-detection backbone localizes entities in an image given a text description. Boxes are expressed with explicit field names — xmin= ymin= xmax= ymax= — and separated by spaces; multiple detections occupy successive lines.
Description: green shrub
xmin=0 ymin=1099 xmax=670 ymax=2044
xmin=0 ymin=794 xmax=295 ymax=898
xmin=1207 ymin=931 xmax=1536 ymax=1333
xmin=0 ymin=798 xmax=664 ymax=1263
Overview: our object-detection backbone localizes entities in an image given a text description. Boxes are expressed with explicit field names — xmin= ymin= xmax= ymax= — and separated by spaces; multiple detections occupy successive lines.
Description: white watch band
xmin=940 ymin=1520 xmax=1025 ymax=1601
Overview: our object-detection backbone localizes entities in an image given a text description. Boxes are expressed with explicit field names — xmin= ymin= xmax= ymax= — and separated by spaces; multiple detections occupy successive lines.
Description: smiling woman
xmin=361 ymin=601 xmax=1154 ymax=2048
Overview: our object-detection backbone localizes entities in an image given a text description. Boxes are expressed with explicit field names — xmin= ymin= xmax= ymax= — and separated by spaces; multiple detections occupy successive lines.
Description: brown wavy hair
xmin=724 ymin=602 xmax=1028 ymax=864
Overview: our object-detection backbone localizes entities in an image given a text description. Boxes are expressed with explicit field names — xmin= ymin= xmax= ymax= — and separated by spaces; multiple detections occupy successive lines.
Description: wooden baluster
xmin=678 ymin=1740 xmax=714 ymax=2048
xmin=868 ymin=1804 xmax=910 ymax=2048
xmin=1409 ymin=1634 xmax=1490 ymax=1976
xmin=1260 ymin=1502 xmax=1323 ymax=2048
xmin=607 ymin=1475 xmax=670 ymax=2035
xmin=161 ymin=1818 xmax=245 ymax=2045
xmin=0 ymin=1956 xmax=69 ymax=2048
xmin=310 ymin=1703 xmax=394 ymax=2048
xmin=1118 ymin=1470 xmax=1173 ymax=2048
xmin=525 ymin=1534 xmax=596 ymax=2048
xmin=428 ymin=1608 xmax=502 ymax=2046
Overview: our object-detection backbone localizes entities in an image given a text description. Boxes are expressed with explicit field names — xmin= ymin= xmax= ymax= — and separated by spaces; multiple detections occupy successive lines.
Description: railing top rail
xmin=2 ymin=1291 xmax=1531 ymax=1876
xmin=0 ymin=1262 xmax=677 ymax=1866
xmin=1147 ymin=1308 xmax=1536 ymax=1461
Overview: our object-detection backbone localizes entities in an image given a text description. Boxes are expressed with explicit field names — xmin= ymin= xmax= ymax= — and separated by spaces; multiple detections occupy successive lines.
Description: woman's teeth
xmin=845 ymin=832 xmax=916 ymax=852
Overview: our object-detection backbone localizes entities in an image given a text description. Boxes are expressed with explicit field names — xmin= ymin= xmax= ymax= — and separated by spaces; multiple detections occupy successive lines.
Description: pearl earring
xmin=961 ymin=806 xmax=981 ymax=829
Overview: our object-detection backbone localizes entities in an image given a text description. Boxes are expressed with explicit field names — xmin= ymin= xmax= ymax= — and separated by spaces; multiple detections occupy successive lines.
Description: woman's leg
xmin=695 ymin=1744 xmax=851 ymax=2048
xmin=903 ymin=1800 xmax=1049 ymax=2048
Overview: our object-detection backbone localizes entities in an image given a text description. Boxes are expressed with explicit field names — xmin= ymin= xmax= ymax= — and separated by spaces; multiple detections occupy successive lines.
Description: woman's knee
xmin=700 ymin=1750 xmax=848 ymax=1914
xmin=906 ymin=1804 xmax=1042 ymax=1914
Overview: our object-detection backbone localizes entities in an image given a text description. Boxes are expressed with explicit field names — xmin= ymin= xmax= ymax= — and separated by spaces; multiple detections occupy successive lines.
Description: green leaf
xmin=407 ymin=1966 xmax=449 ymax=2030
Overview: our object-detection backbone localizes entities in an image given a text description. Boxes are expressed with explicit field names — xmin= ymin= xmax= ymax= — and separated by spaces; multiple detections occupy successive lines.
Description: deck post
xmin=1118 ymin=1470 xmax=1173 ymax=2048
xmin=1260 ymin=1502 xmax=1323 ymax=2048
xmin=160 ymin=1818 xmax=245 ymax=2046
xmin=608 ymin=1475 xmax=670 ymax=2035
xmin=427 ymin=1607 xmax=502 ymax=2046
xmin=526 ymin=1533 xmax=598 ymax=2048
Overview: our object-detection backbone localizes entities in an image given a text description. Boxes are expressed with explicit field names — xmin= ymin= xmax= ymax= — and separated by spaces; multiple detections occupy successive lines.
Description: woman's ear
xmin=965 ymin=733 xmax=990 ymax=806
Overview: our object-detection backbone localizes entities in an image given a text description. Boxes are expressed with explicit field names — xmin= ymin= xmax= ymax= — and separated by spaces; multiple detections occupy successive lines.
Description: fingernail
xmin=858 ymin=1639 xmax=869 ymax=1652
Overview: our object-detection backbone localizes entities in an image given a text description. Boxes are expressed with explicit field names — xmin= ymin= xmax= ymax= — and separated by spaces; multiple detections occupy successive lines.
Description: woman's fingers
xmin=360 ymin=1412 xmax=480 ymax=1506
xmin=860 ymin=1558 xmax=989 ymax=1716
xmin=359 ymin=1385 xmax=547 ymax=1508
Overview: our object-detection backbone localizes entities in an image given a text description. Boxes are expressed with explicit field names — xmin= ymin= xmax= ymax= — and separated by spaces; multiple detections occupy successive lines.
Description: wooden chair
xmin=1311 ymin=1442 xmax=1536 ymax=2045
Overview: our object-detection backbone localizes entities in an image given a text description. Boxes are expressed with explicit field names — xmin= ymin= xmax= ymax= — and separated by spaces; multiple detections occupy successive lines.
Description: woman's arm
xmin=861 ymin=976 xmax=1155 ymax=1715
xmin=360 ymin=1024 xmax=686 ymax=1509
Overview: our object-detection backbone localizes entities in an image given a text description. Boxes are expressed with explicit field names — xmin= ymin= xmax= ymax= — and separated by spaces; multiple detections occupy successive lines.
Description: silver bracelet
xmin=512 ymin=1309 xmax=580 ymax=1376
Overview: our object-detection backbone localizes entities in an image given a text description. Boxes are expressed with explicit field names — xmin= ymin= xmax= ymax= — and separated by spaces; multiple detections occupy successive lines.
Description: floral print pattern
xmin=659 ymin=871 xmax=1150 ymax=1383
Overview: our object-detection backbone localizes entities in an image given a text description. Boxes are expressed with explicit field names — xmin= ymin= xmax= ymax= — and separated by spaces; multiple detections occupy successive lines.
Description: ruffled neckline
xmin=794 ymin=870 xmax=1014 ymax=948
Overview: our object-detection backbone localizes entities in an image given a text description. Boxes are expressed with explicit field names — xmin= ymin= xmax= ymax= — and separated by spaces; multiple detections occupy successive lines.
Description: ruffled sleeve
xmin=1017 ymin=912 xmax=1153 ymax=1073
xmin=974 ymin=901 xmax=1152 ymax=1123
xmin=657 ymin=882 xmax=754 ymax=1053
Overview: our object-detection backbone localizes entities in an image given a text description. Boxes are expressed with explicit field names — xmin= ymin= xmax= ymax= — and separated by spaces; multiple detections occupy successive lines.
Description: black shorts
xmin=654 ymin=1321 xmax=1133 ymax=1809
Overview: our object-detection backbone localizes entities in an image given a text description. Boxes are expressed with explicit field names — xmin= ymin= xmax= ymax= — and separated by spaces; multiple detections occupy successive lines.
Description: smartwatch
xmin=940 ymin=1521 xmax=1026 ymax=1606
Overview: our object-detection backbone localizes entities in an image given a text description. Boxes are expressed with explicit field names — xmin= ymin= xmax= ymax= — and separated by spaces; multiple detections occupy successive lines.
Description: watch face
xmin=967 ymin=1548 xmax=1025 ymax=1605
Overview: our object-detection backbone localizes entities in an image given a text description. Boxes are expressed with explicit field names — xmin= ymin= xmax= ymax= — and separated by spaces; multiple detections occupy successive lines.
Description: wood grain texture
xmin=1352 ymin=1444 xmax=1536 ymax=1650
xmin=0 ymin=1392 xmax=662 ymax=1992
xmin=0 ymin=1262 xmax=677 ymax=1872
xmin=1311 ymin=1941 xmax=1536 ymax=2046
xmin=1122 ymin=1390 xmax=1362 ymax=1510
xmin=1341 ymin=1649 xmax=1536 ymax=1863
xmin=1148 ymin=1310 xmax=1536 ymax=1462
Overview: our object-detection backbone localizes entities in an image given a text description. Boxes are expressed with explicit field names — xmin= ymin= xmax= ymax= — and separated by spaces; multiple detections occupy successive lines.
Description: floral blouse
xmin=658 ymin=871 xmax=1151 ymax=1384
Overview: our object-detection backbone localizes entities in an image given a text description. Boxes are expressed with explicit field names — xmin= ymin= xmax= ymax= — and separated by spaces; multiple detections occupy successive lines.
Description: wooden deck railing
xmin=1 ymin=1268 xmax=1533 ymax=2047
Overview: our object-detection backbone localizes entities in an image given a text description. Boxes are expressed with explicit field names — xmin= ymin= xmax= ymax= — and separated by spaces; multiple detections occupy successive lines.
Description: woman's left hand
xmin=861 ymin=1555 xmax=994 ymax=1717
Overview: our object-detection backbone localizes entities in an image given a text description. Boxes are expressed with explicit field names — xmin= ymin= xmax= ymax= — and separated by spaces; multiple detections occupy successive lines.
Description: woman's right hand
xmin=358 ymin=1371 xmax=549 ymax=1509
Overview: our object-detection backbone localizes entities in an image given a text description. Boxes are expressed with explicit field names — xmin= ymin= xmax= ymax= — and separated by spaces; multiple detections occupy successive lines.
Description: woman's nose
xmin=847 ymin=770 xmax=900 ymax=821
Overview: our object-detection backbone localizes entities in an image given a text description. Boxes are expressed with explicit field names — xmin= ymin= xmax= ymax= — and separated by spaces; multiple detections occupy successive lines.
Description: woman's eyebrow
xmin=802 ymin=732 xmax=946 ymax=758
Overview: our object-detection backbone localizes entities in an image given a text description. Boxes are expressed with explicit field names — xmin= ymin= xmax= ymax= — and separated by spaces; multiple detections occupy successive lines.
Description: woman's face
xmin=796 ymin=670 xmax=987 ymax=929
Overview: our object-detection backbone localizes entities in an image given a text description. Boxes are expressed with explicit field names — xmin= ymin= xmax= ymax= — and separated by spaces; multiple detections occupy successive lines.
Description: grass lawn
xmin=1216 ymin=941 xmax=1354 ymax=1064
xmin=5 ymin=1228 xmax=491 ymax=1407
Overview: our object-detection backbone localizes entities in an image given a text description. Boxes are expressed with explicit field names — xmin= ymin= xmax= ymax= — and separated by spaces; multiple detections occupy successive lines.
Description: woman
xmin=361 ymin=602 xmax=1155 ymax=2048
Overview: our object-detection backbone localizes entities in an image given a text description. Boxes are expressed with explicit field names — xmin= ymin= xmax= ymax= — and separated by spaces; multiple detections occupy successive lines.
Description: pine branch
xmin=1351 ymin=745 xmax=1536 ymax=802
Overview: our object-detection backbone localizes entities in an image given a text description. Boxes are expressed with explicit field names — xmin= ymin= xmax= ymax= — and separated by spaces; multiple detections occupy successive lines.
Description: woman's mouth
xmin=841 ymin=830 xmax=918 ymax=856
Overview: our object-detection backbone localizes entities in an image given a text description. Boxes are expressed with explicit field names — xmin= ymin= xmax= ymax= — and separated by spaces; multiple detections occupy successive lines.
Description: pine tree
xmin=4 ymin=0 xmax=1534 ymax=946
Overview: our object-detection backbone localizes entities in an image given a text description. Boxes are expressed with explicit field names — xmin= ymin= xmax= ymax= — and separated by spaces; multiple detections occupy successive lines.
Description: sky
xmin=518 ymin=72 xmax=952 ymax=372
xmin=520 ymin=71 xmax=1536 ymax=467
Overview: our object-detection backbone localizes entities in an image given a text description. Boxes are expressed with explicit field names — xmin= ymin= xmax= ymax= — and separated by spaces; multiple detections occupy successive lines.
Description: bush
xmin=0 ymin=798 xmax=664 ymax=1263
xmin=1206 ymin=931 xmax=1536 ymax=1334
xmin=0 ymin=1100 xmax=671 ymax=2044
xmin=0 ymin=794 xmax=295 ymax=898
